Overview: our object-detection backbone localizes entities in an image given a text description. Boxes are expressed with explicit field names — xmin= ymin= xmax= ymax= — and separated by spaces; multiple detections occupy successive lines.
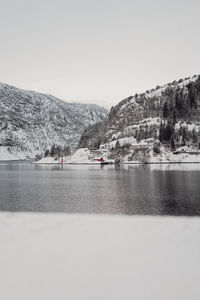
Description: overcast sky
xmin=0 ymin=0 xmax=200 ymax=108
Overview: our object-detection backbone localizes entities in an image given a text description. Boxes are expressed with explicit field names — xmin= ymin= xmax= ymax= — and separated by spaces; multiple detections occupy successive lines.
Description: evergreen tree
xmin=182 ymin=127 xmax=187 ymax=146
xmin=192 ymin=129 xmax=198 ymax=144
xmin=170 ymin=135 xmax=176 ymax=150
xmin=115 ymin=140 xmax=120 ymax=150
xmin=50 ymin=144 xmax=56 ymax=157
xmin=163 ymin=102 xmax=169 ymax=119
xmin=159 ymin=121 xmax=164 ymax=142
xmin=165 ymin=122 xmax=174 ymax=141
xmin=44 ymin=149 xmax=49 ymax=157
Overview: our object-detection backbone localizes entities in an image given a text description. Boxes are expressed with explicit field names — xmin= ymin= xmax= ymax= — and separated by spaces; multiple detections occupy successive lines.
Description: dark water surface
xmin=0 ymin=162 xmax=200 ymax=216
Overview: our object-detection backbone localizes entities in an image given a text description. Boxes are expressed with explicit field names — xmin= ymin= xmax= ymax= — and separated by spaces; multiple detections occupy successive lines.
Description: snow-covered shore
xmin=2 ymin=145 xmax=200 ymax=165
xmin=35 ymin=148 xmax=115 ymax=165
xmin=0 ymin=147 xmax=31 ymax=161
xmin=35 ymin=147 xmax=200 ymax=165
xmin=0 ymin=212 xmax=200 ymax=300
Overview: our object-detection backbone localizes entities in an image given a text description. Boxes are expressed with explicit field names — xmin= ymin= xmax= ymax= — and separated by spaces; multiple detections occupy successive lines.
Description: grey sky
xmin=0 ymin=0 xmax=200 ymax=108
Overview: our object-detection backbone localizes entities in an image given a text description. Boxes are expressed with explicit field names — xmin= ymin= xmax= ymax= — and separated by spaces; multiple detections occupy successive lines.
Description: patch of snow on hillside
xmin=175 ymin=121 xmax=200 ymax=132
xmin=0 ymin=147 xmax=22 ymax=161
xmin=108 ymin=137 xmax=138 ymax=148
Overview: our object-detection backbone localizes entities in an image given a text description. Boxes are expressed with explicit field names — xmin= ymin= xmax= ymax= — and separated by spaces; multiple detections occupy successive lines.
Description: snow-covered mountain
xmin=79 ymin=75 xmax=200 ymax=163
xmin=0 ymin=83 xmax=107 ymax=160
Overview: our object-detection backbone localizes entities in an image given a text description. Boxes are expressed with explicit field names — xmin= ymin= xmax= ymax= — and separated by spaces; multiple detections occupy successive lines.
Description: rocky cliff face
xmin=0 ymin=83 xmax=107 ymax=160
xmin=79 ymin=75 xmax=200 ymax=162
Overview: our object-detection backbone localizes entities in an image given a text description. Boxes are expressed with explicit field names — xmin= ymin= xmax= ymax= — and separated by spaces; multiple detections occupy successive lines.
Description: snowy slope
xmin=0 ymin=83 xmax=107 ymax=160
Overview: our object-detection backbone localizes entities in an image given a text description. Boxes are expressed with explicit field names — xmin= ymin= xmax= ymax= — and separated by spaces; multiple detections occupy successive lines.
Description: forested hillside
xmin=79 ymin=75 xmax=200 ymax=162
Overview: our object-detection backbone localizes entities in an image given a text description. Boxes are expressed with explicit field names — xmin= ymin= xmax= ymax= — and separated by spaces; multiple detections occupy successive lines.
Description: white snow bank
xmin=0 ymin=212 xmax=200 ymax=300
xmin=35 ymin=156 xmax=64 ymax=164
xmin=70 ymin=148 xmax=92 ymax=162
xmin=0 ymin=147 xmax=27 ymax=161
xmin=175 ymin=121 xmax=200 ymax=132
xmin=149 ymin=148 xmax=200 ymax=164
xmin=36 ymin=148 xmax=114 ymax=164
xmin=35 ymin=148 xmax=92 ymax=164
xmin=108 ymin=136 xmax=138 ymax=148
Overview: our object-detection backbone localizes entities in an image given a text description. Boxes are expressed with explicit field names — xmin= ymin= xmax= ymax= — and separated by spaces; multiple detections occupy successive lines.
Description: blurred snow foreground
xmin=0 ymin=213 xmax=200 ymax=300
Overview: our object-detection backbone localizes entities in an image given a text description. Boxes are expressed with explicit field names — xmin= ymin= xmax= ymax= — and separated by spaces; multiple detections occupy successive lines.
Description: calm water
xmin=0 ymin=162 xmax=200 ymax=216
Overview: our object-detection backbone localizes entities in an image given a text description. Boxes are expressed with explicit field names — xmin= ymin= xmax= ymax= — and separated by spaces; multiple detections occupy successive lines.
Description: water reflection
xmin=0 ymin=163 xmax=200 ymax=216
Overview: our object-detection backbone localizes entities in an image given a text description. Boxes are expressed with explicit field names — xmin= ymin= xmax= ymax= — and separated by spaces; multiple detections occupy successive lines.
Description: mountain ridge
xmin=0 ymin=82 xmax=107 ymax=160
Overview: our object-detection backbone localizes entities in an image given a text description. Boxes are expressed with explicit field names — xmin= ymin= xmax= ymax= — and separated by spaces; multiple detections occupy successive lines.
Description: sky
xmin=0 ymin=0 xmax=200 ymax=108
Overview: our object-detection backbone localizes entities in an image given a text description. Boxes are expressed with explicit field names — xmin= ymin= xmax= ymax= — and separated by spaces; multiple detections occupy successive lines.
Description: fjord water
xmin=0 ymin=162 xmax=200 ymax=216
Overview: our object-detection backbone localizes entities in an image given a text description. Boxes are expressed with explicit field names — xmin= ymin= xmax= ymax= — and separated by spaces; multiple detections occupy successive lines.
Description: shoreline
xmin=33 ymin=161 xmax=200 ymax=165
xmin=1 ymin=160 xmax=200 ymax=165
